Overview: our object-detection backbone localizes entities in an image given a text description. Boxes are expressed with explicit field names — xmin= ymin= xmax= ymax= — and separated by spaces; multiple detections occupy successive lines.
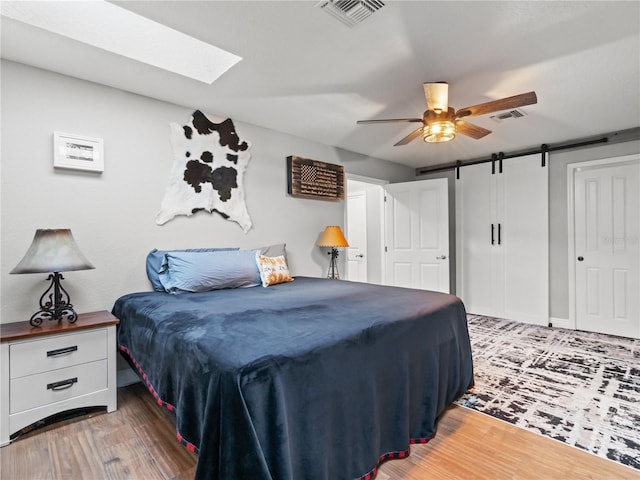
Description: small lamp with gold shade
xmin=317 ymin=226 xmax=349 ymax=279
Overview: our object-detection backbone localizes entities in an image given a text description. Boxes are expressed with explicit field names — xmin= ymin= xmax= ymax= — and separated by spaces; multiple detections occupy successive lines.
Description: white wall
xmin=0 ymin=60 xmax=415 ymax=324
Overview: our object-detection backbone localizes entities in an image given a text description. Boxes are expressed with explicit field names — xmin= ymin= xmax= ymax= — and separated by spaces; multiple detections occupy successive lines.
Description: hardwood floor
xmin=1 ymin=383 xmax=638 ymax=479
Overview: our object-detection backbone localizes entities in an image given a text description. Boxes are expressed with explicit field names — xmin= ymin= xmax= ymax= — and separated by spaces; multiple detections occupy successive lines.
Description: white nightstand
xmin=0 ymin=311 xmax=119 ymax=446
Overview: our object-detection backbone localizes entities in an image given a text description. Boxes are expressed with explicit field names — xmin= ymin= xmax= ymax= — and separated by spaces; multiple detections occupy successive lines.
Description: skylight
xmin=1 ymin=1 xmax=242 ymax=84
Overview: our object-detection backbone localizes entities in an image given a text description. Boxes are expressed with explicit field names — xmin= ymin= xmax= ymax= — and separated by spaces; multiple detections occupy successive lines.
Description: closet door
xmin=455 ymin=162 xmax=498 ymax=316
xmin=500 ymin=154 xmax=549 ymax=325
xmin=456 ymin=155 xmax=548 ymax=325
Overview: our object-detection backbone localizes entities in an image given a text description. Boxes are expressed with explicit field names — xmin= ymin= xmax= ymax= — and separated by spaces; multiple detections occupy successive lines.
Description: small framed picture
xmin=53 ymin=132 xmax=104 ymax=172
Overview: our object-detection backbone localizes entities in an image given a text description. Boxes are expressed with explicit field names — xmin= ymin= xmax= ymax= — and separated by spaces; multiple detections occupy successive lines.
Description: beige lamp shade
xmin=317 ymin=226 xmax=349 ymax=248
xmin=10 ymin=229 xmax=95 ymax=274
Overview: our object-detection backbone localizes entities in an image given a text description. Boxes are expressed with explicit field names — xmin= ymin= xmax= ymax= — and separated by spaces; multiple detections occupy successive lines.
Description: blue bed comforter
xmin=112 ymin=277 xmax=473 ymax=480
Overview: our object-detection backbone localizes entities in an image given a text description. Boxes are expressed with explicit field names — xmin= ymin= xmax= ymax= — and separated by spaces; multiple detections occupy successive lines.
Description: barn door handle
xmin=491 ymin=224 xmax=495 ymax=245
xmin=498 ymin=223 xmax=502 ymax=245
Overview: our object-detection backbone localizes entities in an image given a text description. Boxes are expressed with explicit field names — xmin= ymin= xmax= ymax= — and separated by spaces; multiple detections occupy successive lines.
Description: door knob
xmin=356 ymin=254 xmax=364 ymax=258
xmin=436 ymin=255 xmax=447 ymax=260
xmin=577 ymin=256 xmax=584 ymax=261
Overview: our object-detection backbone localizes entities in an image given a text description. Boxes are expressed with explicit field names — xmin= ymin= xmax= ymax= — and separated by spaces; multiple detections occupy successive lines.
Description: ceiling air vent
xmin=316 ymin=0 xmax=385 ymax=27
xmin=490 ymin=109 xmax=527 ymax=123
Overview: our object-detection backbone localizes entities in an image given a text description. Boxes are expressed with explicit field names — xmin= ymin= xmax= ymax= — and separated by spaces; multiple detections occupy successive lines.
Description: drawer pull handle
xmin=47 ymin=377 xmax=78 ymax=391
xmin=46 ymin=346 xmax=78 ymax=357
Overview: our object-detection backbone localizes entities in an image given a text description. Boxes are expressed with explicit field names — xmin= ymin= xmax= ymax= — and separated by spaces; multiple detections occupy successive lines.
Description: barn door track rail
xmin=415 ymin=127 xmax=640 ymax=178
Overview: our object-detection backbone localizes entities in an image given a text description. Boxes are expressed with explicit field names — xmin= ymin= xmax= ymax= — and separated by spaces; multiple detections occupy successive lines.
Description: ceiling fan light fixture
xmin=423 ymin=107 xmax=456 ymax=143
xmin=423 ymin=122 xmax=456 ymax=143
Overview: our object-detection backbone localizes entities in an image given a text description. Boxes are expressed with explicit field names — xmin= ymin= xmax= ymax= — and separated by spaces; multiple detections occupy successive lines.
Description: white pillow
xmin=255 ymin=254 xmax=293 ymax=287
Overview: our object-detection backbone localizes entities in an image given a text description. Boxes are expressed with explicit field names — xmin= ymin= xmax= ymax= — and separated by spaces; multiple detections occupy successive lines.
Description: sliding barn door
xmin=456 ymin=154 xmax=548 ymax=325
xmin=500 ymin=154 xmax=549 ymax=325
xmin=455 ymin=162 xmax=497 ymax=316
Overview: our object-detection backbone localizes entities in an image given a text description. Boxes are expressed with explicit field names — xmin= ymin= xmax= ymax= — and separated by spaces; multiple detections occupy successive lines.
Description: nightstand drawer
xmin=10 ymin=359 xmax=108 ymax=414
xmin=9 ymin=329 xmax=107 ymax=379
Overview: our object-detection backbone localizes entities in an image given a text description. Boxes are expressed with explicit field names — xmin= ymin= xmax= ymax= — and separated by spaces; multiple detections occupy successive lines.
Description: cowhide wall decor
xmin=156 ymin=110 xmax=252 ymax=232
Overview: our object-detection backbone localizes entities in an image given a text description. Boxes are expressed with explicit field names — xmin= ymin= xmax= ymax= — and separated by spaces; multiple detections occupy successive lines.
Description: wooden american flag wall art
xmin=286 ymin=155 xmax=345 ymax=201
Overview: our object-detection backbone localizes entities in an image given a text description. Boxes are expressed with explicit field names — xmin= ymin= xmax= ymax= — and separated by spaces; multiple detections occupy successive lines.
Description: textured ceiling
xmin=2 ymin=1 xmax=639 ymax=170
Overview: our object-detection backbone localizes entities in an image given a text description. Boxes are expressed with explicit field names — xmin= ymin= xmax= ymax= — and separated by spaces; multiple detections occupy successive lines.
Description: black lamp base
xmin=30 ymin=272 xmax=78 ymax=327
xmin=327 ymin=248 xmax=340 ymax=280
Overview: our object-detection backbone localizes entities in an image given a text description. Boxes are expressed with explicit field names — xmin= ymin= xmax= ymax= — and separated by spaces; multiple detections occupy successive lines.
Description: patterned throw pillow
xmin=256 ymin=254 xmax=293 ymax=287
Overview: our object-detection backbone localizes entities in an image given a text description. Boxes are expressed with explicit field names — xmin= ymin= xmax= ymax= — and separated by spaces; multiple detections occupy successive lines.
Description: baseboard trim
xmin=549 ymin=317 xmax=572 ymax=329
xmin=117 ymin=367 xmax=141 ymax=388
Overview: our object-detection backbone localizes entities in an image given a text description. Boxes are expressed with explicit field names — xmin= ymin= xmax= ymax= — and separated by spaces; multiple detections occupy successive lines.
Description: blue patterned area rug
xmin=456 ymin=315 xmax=640 ymax=470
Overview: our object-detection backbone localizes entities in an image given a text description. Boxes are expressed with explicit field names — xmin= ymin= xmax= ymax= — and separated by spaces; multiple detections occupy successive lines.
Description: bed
xmin=112 ymin=276 xmax=474 ymax=480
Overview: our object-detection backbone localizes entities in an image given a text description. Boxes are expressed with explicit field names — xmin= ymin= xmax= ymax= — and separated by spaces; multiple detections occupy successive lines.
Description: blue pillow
xmin=158 ymin=249 xmax=261 ymax=293
xmin=146 ymin=248 xmax=238 ymax=291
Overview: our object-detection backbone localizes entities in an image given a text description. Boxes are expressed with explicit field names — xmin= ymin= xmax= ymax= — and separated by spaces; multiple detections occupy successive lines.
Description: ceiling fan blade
xmin=455 ymin=91 xmax=537 ymax=119
xmin=357 ymin=118 xmax=422 ymax=124
xmin=394 ymin=127 xmax=424 ymax=146
xmin=456 ymin=120 xmax=492 ymax=139
xmin=424 ymin=82 xmax=449 ymax=111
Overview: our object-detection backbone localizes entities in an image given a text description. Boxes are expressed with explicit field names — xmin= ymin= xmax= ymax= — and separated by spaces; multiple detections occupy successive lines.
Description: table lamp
xmin=10 ymin=229 xmax=95 ymax=327
xmin=317 ymin=226 xmax=349 ymax=279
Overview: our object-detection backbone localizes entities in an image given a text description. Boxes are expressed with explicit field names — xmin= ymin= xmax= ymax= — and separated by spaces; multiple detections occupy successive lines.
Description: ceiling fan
xmin=357 ymin=82 xmax=537 ymax=145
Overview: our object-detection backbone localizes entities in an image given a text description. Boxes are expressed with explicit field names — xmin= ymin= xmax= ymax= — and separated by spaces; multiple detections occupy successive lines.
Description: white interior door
xmin=346 ymin=191 xmax=367 ymax=282
xmin=573 ymin=158 xmax=640 ymax=338
xmin=384 ymin=178 xmax=449 ymax=293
